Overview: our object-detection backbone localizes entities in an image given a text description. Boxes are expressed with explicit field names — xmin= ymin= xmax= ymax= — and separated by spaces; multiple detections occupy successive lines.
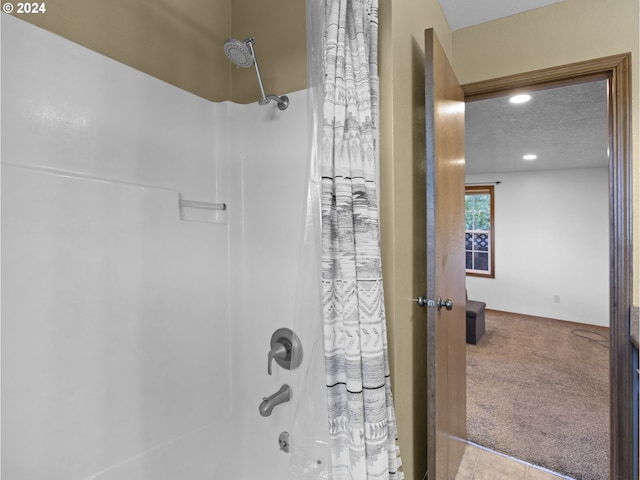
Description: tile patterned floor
xmin=455 ymin=443 xmax=575 ymax=480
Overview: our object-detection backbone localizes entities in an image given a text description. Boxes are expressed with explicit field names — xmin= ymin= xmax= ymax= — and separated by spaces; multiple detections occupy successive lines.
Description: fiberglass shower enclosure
xmin=1 ymin=11 xmax=329 ymax=480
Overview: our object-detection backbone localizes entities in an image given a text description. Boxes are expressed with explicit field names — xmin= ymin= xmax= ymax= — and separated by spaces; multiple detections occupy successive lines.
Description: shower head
xmin=222 ymin=36 xmax=289 ymax=111
xmin=223 ymin=38 xmax=255 ymax=68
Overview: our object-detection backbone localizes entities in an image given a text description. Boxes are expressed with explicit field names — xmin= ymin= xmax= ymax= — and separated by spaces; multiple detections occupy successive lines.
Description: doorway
xmin=465 ymin=78 xmax=610 ymax=479
xmin=461 ymin=54 xmax=635 ymax=480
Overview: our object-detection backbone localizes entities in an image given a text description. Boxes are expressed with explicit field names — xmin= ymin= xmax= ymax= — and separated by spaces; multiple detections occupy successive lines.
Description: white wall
xmin=2 ymin=14 xmax=324 ymax=480
xmin=465 ymin=168 xmax=609 ymax=327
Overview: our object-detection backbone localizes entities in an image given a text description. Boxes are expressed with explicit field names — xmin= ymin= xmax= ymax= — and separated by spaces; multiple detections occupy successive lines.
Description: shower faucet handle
xmin=267 ymin=328 xmax=303 ymax=375
xmin=268 ymin=342 xmax=288 ymax=375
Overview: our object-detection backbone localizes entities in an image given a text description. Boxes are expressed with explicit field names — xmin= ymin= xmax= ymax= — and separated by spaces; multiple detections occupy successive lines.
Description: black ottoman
xmin=466 ymin=300 xmax=486 ymax=344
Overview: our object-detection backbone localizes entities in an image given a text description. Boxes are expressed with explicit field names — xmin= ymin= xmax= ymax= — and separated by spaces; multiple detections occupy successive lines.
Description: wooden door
xmin=423 ymin=28 xmax=467 ymax=480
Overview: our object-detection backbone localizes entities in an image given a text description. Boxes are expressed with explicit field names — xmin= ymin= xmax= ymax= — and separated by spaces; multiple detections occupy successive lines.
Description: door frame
xmin=461 ymin=53 xmax=635 ymax=480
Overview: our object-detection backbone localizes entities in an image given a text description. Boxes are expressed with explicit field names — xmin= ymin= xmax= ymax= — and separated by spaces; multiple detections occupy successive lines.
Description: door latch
xmin=415 ymin=296 xmax=436 ymax=308
xmin=415 ymin=296 xmax=453 ymax=311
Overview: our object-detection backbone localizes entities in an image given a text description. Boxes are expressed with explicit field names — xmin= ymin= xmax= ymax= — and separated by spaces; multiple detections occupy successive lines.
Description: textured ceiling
xmin=465 ymin=79 xmax=609 ymax=175
xmin=438 ymin=0 xmax=566 ymax=31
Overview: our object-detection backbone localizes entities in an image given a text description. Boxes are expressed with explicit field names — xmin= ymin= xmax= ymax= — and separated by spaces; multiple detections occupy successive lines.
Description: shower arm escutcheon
xmin=267 ymin=328 xmax=303 ymax=375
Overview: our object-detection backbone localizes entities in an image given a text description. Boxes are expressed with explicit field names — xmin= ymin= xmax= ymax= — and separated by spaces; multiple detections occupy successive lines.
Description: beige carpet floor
xmin=466 ymin=310 xmax=610 ymax=480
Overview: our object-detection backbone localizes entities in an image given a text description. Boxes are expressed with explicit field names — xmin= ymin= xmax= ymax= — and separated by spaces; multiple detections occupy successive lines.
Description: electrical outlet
xmin=553 ymin=294 xmax=560 ymax=303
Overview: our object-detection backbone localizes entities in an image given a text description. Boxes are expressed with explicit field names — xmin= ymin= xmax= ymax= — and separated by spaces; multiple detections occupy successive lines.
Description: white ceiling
xmin=438 ymin=0 xmax=566 ymax=31
xmin=465 ymin=79 xmax=609 ymax=175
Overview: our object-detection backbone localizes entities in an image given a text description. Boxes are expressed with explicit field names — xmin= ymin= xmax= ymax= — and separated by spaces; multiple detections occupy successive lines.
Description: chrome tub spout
xmin=259 ymin=384 xmax=291 ymax=417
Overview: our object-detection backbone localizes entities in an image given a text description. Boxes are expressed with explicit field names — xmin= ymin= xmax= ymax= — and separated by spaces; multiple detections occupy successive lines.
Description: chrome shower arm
xmin=246 ymin=40 xmax=268 ymax=102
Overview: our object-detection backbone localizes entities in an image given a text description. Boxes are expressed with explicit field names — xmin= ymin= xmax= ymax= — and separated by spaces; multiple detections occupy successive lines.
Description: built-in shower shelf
xmin=179 ymin=198 xmax=228 ymax=224
xmin=179 ymin=199 xmax=227 ymax=211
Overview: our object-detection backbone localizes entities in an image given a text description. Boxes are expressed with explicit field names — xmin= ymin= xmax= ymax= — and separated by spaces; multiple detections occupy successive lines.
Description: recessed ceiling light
xmin=523 ymin=154 xmax=537 ymax=160
xmin=510 ymin=94 xmax=531 ymax=104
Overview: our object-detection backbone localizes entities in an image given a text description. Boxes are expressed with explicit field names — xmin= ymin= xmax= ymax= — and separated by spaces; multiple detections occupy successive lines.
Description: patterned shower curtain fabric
xmin=321 ymin=0 xmax=403 ymax=479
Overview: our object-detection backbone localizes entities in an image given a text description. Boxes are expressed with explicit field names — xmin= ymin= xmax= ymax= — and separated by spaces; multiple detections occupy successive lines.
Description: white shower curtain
xmin=320 ymin=1 xmax=403 ymax=478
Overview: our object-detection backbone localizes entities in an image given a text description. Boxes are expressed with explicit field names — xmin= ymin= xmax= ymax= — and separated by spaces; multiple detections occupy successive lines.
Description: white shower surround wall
xmin=1 ymin=14 xmax=317 ymax=479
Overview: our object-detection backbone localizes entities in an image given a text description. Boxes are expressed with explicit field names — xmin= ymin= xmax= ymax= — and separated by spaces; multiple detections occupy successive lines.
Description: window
xmin=465 ymin=185 xmax=494 ymax=278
